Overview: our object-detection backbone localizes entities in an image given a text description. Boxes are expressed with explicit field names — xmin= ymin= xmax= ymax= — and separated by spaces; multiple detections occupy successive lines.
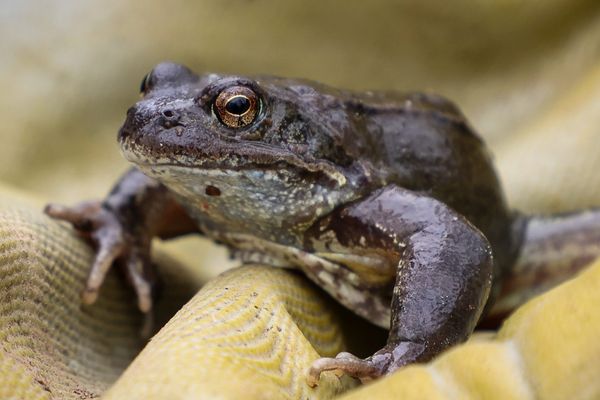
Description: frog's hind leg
xmin=488 ymin=209 xmax=600 ymax=321
xmin=306 ymin=185 xmax=493 ymax=385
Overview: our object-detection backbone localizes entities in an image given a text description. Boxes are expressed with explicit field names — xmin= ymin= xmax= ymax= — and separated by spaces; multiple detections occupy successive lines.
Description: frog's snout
xmin=118 ymin=105 xmax=145 ymax=142
xmin=119 ymin=101 xmax=183 ymax=142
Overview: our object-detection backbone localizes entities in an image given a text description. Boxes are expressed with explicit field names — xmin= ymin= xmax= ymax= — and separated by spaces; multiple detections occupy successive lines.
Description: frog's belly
xmin=221 ymin=232 xmax=393 ymax=329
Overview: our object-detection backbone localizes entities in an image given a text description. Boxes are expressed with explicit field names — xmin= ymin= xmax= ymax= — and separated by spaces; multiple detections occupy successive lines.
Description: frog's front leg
xmin=44 ymin=168 xmax=198 ymax=313
xmin=307 ymin=185 xmax=493 ymax=385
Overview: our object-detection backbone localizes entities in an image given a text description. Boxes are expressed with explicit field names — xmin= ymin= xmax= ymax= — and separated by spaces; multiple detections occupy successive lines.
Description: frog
xmin=45 ymin=62 xmax=600 ymax=385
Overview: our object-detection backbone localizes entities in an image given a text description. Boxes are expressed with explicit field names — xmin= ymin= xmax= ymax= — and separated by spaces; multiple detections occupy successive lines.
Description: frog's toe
xmin=122 ymin=250 xmax=157 ymax=337
xmin=123 ymin=249 xmax=155 ymax=314
xmin=44 ymin=201 xmax=102 ymax=232
xmin=83 ymin=223 xmax=126 ymax=304
xmin=307 ymin=352 xmax=387 ymax=387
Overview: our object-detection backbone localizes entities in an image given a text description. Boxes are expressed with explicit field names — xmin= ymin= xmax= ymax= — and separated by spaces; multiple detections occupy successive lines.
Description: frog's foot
xmin=307 ymin=352 xmax=391 ymax=387
xmin=44 ymin=201 xmax=156 ymax=315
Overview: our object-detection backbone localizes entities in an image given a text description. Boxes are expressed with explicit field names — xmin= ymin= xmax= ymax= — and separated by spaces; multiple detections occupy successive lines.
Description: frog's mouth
xmin=120 ymin=133 xmax=348 ymax=187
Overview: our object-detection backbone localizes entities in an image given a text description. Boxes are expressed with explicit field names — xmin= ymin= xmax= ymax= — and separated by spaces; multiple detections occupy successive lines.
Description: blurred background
xmin=1 ymin=0 xmax=600 ymax=269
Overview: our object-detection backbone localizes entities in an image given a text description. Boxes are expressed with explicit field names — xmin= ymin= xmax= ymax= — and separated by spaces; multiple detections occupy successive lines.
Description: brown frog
xmin=45 ymin=62 xmax=600 ymax=385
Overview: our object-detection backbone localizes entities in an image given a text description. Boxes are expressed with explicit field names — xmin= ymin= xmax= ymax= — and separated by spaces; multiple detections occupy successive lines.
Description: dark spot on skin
xmin=205 ymin=185 xmax=221 ymax=196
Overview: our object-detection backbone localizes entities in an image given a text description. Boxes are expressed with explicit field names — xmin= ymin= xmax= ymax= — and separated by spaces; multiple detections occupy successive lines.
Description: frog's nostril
xmin=160 ymin=109 xmax=182 ymax=128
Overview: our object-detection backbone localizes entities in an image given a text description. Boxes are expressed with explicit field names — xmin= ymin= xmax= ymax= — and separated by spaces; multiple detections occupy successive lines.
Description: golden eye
xmin=213 ymin=86 xmax=260 ymax=128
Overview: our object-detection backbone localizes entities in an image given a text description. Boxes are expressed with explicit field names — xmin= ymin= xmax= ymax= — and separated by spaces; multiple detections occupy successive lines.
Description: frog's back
xmin=343 ymin=91 xmax=520 ymax=281
xmin=349 ymin=92 xmax=500 ymax=218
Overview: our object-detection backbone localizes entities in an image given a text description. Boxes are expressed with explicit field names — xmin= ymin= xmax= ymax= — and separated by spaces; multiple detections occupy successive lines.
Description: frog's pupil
xmin=225 ymin=96 xmax=251 ymax=115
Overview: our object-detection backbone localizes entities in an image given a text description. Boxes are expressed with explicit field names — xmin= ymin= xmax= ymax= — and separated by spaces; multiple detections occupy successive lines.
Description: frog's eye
xmin=213 ymin=86 xmax=260 ymax=128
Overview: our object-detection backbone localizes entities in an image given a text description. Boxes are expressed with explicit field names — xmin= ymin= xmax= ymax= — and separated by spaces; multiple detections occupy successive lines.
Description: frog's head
xmin=119 ymin=62 xmax=374 ymax=241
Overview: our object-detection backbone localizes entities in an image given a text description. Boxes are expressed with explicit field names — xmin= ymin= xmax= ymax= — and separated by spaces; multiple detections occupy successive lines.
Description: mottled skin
xmin=45 ymin=62 xmax=600 ymax=384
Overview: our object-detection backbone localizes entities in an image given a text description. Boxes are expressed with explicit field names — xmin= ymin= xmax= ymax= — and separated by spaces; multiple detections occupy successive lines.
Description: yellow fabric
xmin=0 ymin=349 xmax=50 ymax=400
xmin=103 ymin=266 xmax=353 ymax=400
xmin=1 ymin=188 xmax=599 ymax=399
xmin=0 ymin=189 xmax=202 ymax=399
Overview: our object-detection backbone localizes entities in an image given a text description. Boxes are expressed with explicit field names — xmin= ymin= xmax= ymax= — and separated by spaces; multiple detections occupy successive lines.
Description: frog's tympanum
xmin=45 ymin=63 xmax=600 ymax=385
